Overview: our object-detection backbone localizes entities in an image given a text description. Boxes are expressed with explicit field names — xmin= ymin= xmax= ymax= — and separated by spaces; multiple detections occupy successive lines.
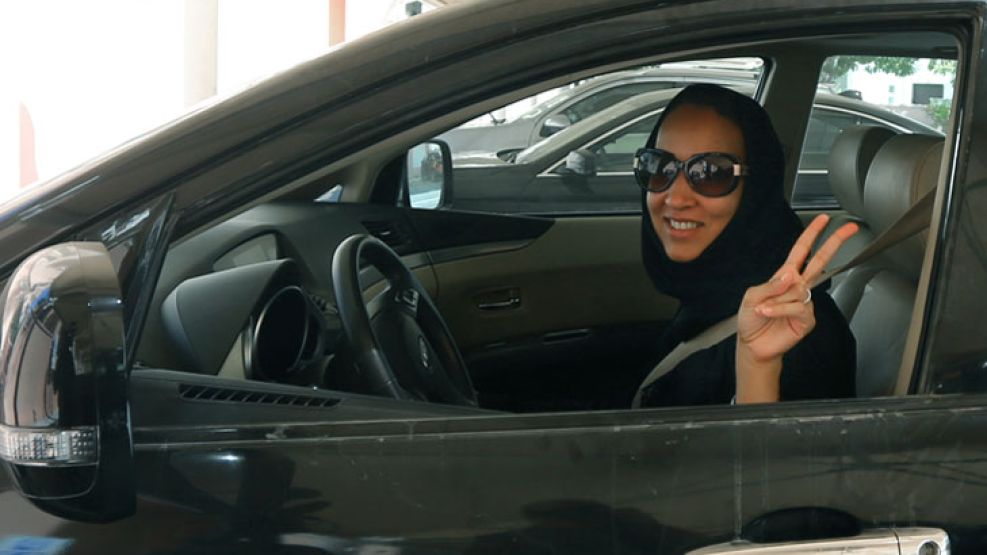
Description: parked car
xmin=0 ymin=1 xmax=983 ymax=554
xmin=436 ymin=64 xmax=761 ymax=155
xmin=433 ymin=86 xmax=941 ymax=213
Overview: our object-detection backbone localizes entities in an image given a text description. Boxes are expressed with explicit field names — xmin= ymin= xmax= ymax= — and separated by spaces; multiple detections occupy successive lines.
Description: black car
xmin=429 ymin=87 xmax=940 ymax=214
xmin=0 ymin=1 xmax=983 ymax=554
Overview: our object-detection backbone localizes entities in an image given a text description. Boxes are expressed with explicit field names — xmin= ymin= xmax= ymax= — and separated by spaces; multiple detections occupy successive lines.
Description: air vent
xmin=178 ymin=384 xmax=340 ymax=408
xmin=362 ymin=220 xmax=413 ymax=252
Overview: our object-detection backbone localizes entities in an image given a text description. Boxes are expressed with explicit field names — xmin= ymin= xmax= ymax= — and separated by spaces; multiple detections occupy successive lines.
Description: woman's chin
xmin=658 ymin=233 xmax=708 ymax=262
xmin=664 ymin=246 xmax=703 ymax=262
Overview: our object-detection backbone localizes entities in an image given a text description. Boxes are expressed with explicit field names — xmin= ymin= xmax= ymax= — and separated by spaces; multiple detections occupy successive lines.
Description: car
xmin=0 ymin=1 xmax=983 ymax=554
xmin=435 ymin=63 xmax=762 ymax=155
xmin=431 ymin=86 xmax=940 ymax=214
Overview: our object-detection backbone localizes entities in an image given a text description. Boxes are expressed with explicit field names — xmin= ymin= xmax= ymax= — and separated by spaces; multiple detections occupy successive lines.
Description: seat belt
xmin=632 ymin=187 xmax=936 ymax=408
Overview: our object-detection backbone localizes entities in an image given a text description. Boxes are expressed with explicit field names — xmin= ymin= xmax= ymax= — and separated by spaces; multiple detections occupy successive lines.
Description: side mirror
xmin=561 ymin=149 xmax=597 ymax=177
xmin=0 ymin=242 xmax=133 ymax=522
xmin=539 ymin=114 xmax=571 ymax=137
xmin=407 ymin=139 xmax=453 ymax=209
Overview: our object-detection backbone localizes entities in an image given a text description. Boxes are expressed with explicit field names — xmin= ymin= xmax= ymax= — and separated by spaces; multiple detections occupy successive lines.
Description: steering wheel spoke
xmin=331 ymin=234 xmax=478 ymax=407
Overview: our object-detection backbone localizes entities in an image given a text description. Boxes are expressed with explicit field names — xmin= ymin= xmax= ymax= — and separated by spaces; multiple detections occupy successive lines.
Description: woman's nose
xmin=663 ymin=171 xmax=695 ymax=207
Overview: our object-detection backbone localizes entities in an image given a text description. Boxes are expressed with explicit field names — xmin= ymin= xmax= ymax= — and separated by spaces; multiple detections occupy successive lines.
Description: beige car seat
xmin=831 ymin=133 xmax=943 ymax=397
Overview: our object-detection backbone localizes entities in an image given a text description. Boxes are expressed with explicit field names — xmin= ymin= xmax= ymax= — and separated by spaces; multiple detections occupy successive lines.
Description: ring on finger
xmin=802 ymin=288 xmax=812 ymax=304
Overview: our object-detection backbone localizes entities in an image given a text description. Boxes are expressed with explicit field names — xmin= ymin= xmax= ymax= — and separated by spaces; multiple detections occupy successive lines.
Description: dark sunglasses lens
xmin=686 ymin=154 xmax=738 ymax=197
xmin=636 ymin=151 xmax=678 ymax=192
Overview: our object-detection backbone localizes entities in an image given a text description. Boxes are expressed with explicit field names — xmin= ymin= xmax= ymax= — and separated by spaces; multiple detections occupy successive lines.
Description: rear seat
xmin=826 ymin=132 xmax=943 ymax=397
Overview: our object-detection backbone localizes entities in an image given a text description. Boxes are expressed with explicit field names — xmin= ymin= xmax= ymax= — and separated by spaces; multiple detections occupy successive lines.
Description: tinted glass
xmin=561 ymin=83 xmax=665 ymax=125
xmin=792 ymin=55 xmax=954 ymax=210
xmin=427 ymin=58 xmax=765 ymax=215
xmin=589 ymin=117 xmax=655 ymax=172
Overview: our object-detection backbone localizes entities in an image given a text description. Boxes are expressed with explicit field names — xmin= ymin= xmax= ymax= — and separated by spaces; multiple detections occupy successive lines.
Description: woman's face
xmin=646 ymin=104 xmax=745 ymax=262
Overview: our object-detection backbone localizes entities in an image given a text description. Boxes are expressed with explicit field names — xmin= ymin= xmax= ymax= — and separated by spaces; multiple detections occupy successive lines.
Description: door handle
xmin=474 ymin=287 xmax=521 ymax=311
xmin=687 ymin=527 xmax=948 ymax=554
xmin=477 ymin=297 xmax=520 ymax=310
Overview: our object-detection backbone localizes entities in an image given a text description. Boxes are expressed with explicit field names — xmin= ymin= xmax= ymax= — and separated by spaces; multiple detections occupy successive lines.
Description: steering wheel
xmin=331 ymin=234 xmax=478 ymax=406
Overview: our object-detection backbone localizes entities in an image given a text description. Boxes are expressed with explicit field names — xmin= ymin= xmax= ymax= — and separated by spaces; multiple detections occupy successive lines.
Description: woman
xmin=636 ymin=84 xmax=858 ymax=406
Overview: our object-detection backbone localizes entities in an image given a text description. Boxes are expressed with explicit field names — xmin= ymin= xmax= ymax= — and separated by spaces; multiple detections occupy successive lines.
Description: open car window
xmin=129 ymin=30 xmax=962 ymax=418
xmin=414 ymin=58 xmax=765 ymax=215
xmin=793 ymin=55 xmax=954 ymax=209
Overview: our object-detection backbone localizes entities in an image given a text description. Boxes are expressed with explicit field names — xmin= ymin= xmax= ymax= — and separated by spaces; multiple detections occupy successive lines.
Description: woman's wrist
xmin=735 ymin=344 xmax=782 ymax=403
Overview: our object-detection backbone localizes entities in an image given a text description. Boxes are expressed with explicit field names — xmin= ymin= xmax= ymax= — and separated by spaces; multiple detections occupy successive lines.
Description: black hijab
xmin=641 ymin=84 xmax=805 ymax=348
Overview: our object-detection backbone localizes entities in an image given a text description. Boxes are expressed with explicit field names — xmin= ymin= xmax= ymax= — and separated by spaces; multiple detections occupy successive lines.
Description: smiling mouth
xmin=667 ymin=218 xmax=702 ymax=231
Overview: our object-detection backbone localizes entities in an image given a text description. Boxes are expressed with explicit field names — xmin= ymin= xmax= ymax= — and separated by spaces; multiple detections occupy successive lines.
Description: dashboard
xmin=142 ymin=202 xmax=417 ymax=388
xmin=213 ymin=233 xmax=280 ymax=271
xmin=137 ymin=200 xmax=550 ymax=395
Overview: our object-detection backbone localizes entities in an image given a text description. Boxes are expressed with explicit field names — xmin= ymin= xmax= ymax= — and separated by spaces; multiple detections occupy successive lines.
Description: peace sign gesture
xmin=735 ymin=214 xmax=858 ymax=403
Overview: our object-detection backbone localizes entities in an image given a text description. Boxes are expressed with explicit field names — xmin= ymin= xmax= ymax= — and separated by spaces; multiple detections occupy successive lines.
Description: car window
xmin=802 ymin=109 xmax=862 ymax=164
xmin=560 ymin=83 xmax=666 ymax=126
xmin=792 ymin=55 xmax=954 ymax=210
xmin=586 ymin=116 xmax=656 ymax=173
xmin=417 ymin=58 xmax=765 ymax=214
xmin=793 ymin=108 xmax=895 ymax=209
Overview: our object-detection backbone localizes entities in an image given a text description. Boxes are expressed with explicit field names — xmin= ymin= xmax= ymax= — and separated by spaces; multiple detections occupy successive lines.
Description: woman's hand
xmin=735 ymin=214 xmax=859 ymax=403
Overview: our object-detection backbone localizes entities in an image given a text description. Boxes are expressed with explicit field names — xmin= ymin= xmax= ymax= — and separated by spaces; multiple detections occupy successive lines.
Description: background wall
xmin=1 ymin=0 xmax=440 ymax=202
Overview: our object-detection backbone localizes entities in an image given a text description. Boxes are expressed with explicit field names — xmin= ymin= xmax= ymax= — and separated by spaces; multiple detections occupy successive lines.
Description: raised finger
xmin=802 ymin=221 xmax=860 ymax=286
xmin=744 ymin=270 xmax=796 ymax=307
xmin=784 ymin=214 xmax=831 ymax=270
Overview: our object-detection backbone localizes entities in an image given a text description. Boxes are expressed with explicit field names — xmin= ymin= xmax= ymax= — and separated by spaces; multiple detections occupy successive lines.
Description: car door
xmin=2 ymin=2 xmax=986 ymax=554
xmin=371 ymin=5 xmax=981 ymax=552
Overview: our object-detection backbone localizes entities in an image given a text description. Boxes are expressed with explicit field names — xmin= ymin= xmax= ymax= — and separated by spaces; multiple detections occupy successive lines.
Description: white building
xmin=3 ymin=0 xmax=444 ymax=198
xmin=843 ymin=59 xmax=954 ymax=129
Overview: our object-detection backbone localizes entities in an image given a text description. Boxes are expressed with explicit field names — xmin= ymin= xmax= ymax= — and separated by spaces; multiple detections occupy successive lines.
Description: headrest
xmin=827 ymin=126 xmax=896 ymax=217
xmin=863 ymin=134 xmax=943 ymax=234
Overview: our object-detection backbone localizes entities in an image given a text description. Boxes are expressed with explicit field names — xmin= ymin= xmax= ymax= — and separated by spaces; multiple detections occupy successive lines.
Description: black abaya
xmin=638 ymin=84 xmax=856 ymax=407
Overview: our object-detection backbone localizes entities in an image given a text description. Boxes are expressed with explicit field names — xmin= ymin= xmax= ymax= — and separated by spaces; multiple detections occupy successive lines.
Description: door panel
xmin=6 ymin=393 xmax=977 ymax=553
xmin=429 ymin=215 xmax=671 ymax=347
xmin=519 ymin=174 xmax=642 ymax=213
xmin=425 ymin=214 xmax=677 ymax=410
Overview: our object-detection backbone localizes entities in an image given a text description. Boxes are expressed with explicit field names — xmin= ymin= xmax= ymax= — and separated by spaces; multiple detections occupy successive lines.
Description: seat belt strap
xmin=632 ymin=187 xmax=936 ymax=408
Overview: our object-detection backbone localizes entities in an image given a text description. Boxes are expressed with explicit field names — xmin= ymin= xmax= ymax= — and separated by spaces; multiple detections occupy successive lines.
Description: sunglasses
xmin=633 ymin=148 xmax=749 ymax=198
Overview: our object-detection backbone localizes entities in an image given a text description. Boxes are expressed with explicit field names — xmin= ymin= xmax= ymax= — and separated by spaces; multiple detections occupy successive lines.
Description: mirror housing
xmin=539 ymin=114 xmax=571 ymax=137
xmin=407 ymin=139 xmax=453 ymax=209
xmin=0 ymin=242 xmax=133 ymax=522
